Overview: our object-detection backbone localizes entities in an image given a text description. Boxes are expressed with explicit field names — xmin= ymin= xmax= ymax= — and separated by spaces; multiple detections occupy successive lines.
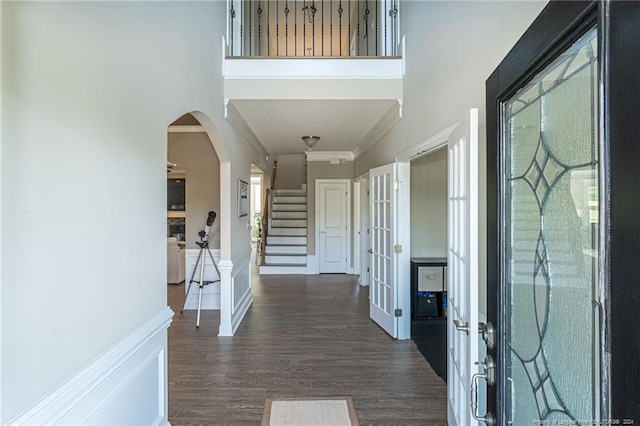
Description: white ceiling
xmin=231 ymin=99 xmax=397 ymax=155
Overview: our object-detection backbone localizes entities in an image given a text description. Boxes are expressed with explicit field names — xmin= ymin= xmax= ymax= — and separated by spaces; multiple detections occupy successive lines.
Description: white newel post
xmin=217 ymin=259 xmax=234 ymax=336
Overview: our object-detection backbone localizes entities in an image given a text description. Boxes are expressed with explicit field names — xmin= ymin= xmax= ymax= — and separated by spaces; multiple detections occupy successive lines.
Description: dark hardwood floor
xmin=168 ymin=266 xmax=447 ymax=425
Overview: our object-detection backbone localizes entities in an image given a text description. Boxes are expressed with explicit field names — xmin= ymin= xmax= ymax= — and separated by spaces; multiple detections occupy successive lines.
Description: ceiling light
xmin=301 ymin=135 xmax=320 ymax=151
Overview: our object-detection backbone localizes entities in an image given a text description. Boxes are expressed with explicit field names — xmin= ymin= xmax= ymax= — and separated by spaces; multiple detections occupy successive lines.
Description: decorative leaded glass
xmin=502 ymin=27 xmax=600 ymax=425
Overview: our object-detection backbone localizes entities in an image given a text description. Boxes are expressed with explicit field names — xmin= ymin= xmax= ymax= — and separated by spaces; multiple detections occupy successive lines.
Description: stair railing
xmin=227 ymin=0 xmax=401 ymax=58
xmin=259 ymin=161 xmax=277 ymax=266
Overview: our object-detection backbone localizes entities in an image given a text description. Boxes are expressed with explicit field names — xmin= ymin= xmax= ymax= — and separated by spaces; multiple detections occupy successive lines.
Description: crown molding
xmin=352 ymin=100 xmax=401 ymax=159
xmin=305 ymin=151 xmax=355 ymax=162
xmin=225 ymin=101 xmax=269 ymax=162
xmin=395 ymin=121 xmax=460 ymax=163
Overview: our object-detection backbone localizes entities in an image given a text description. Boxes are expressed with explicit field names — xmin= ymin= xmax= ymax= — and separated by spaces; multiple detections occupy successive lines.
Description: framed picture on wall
xmin=238 ymin=179 xmax=249 ymax=217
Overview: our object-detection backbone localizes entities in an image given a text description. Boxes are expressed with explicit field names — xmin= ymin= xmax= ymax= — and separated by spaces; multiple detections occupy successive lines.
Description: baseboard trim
xmin=10 ymin=307 xmax=174 ymax=425
xmin=306 ymin=255 xmax=318 ymax=275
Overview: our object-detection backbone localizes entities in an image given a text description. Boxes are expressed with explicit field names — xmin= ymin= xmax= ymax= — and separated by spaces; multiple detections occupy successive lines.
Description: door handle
xmin=471 ymin=355 xmax=496 ymax=426
xmin=320 ymin=231 xmax=327 ymax=234
xmin=367 ymin=249 xmax=373 ymax=253
xmin=471 ymin=373 xmax=497 ymax=426
xmin=453 ymin=319 xmax=470 ymax=334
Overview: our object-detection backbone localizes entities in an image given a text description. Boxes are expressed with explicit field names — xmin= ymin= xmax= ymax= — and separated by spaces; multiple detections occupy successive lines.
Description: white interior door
xmin=447 ymin=109 xmax=480 ymax=426
xmin=317 ymin=180 xmax=349 ymax=273
xmin=369 ymin=164 xmax=397 ymax=337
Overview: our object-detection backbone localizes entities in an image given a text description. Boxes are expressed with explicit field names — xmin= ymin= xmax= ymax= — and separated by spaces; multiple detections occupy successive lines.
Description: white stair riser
xmin=268 ymin=227 xmax=307 ymax=236
xmin=274 ymin=189 xmax=306 ymax=196
xmin=273 ymin=204 xmax=307 ymax=212
xmin=266 ymin=245 xmax=307 ymax=255
xmin=271 ymin=219 xmax=307 ymax=228
xmin=268 ymin=236 xmax=307 ymax=245
xmin=265 ymin=255 xmax=307 ymax=264
xmin=272 ymin=211 xmax=307 ymax=219
xmin=259 ymin=265 xmax=307 ymax=275
xmin=274 ymin=196 xmax=307 ymax=204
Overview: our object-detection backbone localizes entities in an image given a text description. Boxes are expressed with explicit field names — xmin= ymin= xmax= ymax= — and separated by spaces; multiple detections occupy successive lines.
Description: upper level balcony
xmin=227 ymin=0 xmax=400 ymax=58
xmin=222 ymin=1 xmax=405 ymax=158
xmin=223 ymin=0 xmax=404 ymax=101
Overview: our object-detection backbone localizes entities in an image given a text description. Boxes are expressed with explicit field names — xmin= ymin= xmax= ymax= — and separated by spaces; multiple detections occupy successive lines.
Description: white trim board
xmin=9 ymin=307 xmax=173 ymax=425
xmin=395 ymin=121 xmax=460 ymax=163
xmin=223 ymin=58 xmax=404 ymax=80
xmin=353 ymin=101 xmax=402 ymax=159
xmin=219 ymin=247 xmax=253 ymax=336
xmin=224 ymin=101 xmax=269 ymax=160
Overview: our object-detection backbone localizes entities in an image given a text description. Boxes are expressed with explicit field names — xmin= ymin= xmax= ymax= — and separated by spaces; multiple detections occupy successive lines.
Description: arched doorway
xmin=166 ymin=111 xmax=233 ymax=335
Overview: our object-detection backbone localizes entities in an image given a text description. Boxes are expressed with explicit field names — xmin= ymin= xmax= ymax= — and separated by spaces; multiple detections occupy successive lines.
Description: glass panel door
xmin=501 ymin=27 xmax=600 ymax=424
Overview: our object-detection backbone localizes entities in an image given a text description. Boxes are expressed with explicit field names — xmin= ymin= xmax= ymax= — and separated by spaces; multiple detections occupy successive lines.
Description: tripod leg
xmin=196 ymin=282 xmax=204 ymax=328
xmin=195 ymin=245 xmax=207 ymax=328
xmin=181 ymin=246 xmax=203 ymax=314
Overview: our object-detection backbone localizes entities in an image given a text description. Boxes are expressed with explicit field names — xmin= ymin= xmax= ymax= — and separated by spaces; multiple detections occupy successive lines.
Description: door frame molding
xmin=315 ymin=179 xmax=351 ymax=274
xmin=487 ymin=0 xmax=640 ymax=422
xmin=356 ymin=173 xmax=371 ymax=286
xmin=353 ymin=181 xmax=361 ymax=276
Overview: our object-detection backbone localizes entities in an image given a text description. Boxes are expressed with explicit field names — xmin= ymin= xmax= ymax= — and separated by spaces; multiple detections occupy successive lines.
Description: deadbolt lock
xmin=479 ymin=321 xmax=496 ymax=350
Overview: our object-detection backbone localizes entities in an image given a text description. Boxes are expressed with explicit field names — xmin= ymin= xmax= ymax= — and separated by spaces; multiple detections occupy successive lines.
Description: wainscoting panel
xmin=9 ymin=307 xmax=173 ymax=425
xmin=183 ymin=249 xmax=221 ymax=310
xmin=231 ymin=249 xmax=252 ymax=334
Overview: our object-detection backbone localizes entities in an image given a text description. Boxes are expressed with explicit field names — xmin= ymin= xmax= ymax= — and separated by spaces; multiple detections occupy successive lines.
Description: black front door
xmin=487 ymin=1 xmax=640 ymax=424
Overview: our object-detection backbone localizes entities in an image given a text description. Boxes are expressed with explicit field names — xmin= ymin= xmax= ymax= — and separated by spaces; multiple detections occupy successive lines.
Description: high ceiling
xmin=231 ymin=99 xmax=397 ymax=155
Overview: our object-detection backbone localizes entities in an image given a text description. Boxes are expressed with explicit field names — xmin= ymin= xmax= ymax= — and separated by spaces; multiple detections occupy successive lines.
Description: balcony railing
xmin=227 ymin=0 xmax=400 ymax=57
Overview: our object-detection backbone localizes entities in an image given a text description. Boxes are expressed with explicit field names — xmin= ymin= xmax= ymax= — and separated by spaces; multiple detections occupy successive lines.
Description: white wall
xmin=354 ymin=1 xmax=547 ymax=316
xmin=410 ymin=149 xmax=448 ymax=258
xmin=1 ymin=1 xmax=267 ymax=421
xmin=354 ymin=1 xmax=547 ymax=175
xmin=168 ymin=131 xmax=221 ymax=250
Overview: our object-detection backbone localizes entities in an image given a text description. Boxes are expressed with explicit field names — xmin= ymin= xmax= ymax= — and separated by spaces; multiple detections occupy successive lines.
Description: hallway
xmin=168 ymin=272 xmax=447 ymax=425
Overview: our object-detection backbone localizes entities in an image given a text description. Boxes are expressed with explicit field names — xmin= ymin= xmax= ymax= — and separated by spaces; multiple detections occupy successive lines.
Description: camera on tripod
xmin=181 ymin=210 xmax=220 ymax=328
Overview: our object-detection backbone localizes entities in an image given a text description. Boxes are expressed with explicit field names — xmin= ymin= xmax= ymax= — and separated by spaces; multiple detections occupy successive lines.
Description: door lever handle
xmin=471 ymin=372 xmax=497 ymax=425
xmin=453 ymin=319 xmax=470 ymax=335
xmin=471 ymin=355 xmax=496 ymax=426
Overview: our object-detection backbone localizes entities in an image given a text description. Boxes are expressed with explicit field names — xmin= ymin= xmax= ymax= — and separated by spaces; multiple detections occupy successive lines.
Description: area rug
xmin=261 ymin=396 xmax=360 ymax=426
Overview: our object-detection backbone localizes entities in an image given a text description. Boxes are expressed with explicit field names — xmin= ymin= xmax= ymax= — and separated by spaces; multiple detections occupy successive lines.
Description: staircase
xmin=259 ymin=188 xmax=308 ymax=274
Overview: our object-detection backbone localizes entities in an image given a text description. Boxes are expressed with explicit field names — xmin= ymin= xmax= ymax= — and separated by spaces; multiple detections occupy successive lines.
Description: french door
xmin=447 ymin=109 xmax=481 ymax=426
xmin=487 ymin=1 xmax=640 ymax=423
xmin=368 ymin=163 xmax=410 ymax=340
xmin=369 ymin=163 xmax=397 ymax=337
